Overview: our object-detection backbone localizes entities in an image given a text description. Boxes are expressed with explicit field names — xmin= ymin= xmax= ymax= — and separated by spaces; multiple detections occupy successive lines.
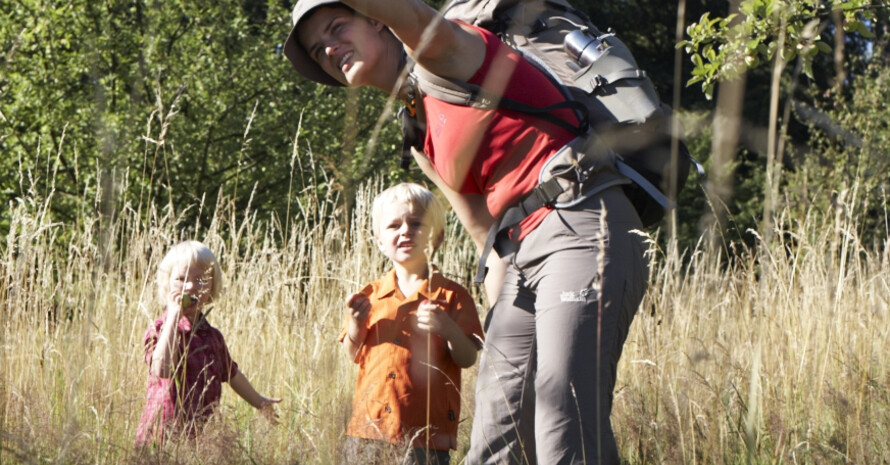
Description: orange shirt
xmin=340 ymin=269 xmax=484 ymax=450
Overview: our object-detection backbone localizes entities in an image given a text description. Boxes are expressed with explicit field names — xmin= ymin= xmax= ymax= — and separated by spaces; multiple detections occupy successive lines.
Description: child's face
xmin=168 ymin=261 xmax=213 ymax=314
xmin=376 ymin=201 xmax=435 ymax=267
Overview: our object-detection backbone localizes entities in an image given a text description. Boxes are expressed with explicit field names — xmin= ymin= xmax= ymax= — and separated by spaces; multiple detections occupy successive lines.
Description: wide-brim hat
xmin=284 ymin=0 xmax=348 ymax=87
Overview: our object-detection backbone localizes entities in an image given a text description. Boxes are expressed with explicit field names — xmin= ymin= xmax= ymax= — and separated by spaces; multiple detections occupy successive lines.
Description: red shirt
xmin=135 ymin=310 xmax=238 ymax=445
xmin=340 ymin=270 xmax=484 ymax=450
xmin=422 ymin=25 xmax=579 ymax=239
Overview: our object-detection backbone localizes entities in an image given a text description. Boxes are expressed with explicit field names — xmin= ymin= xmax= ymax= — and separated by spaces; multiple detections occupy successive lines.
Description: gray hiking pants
xmin=466 ymin=187 xmax=648 ymax=465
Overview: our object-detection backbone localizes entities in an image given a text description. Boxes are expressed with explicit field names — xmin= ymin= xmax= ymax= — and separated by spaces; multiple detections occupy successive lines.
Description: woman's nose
xmin=324 ymin=42 xmax=339 ymax=58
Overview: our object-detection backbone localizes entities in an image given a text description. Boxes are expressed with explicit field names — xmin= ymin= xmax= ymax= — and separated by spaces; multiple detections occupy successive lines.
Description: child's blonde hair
xmin=156 ymin=241 xmax=224 ymax=303
xmin=372 ymin=182 xmax=446 ymax=244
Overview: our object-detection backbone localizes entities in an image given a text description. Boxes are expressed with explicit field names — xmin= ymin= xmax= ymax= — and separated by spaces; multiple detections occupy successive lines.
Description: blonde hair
xmin=371 ymin=182 xmax=446 ymax=244
xmin=156 ymin=241 xmax=223 ymax=303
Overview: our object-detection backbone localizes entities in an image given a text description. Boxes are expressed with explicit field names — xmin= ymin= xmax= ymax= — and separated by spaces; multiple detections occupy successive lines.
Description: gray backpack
xmin=398 ymin=0 xmax=699 ymax=229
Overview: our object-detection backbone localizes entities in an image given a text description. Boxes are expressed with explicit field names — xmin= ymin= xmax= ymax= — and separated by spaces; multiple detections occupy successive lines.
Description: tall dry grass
xmin=0 ymin=177 xmax=479 ymax=465
xmin=617 ymin=189 xmax=890 ymax=464
xmin=2 ymin=173 xmax=889 ymax=464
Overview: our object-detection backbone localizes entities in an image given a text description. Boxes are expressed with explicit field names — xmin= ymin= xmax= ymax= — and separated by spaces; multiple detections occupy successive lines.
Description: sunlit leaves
xmin=679 ymin=0 xmax=875 ymax=99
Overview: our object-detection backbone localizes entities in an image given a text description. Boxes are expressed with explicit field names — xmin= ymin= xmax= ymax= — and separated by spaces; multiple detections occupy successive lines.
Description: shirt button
xmin=388 ymin=372 xmax=396 ymax=379
xmin=394 ymin=338 xmax=401 ymax=344
xmin=385 ymin=406 xmax=392 ymax=413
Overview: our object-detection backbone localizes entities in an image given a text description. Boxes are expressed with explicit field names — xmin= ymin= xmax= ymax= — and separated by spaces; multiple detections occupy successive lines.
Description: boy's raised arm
xmin=343 ymin=292 xmax=371 ymax=362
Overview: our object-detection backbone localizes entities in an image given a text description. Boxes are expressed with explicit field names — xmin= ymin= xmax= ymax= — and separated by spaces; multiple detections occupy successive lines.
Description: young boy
xmin=341 ymin=183 xmax=484 ymax=464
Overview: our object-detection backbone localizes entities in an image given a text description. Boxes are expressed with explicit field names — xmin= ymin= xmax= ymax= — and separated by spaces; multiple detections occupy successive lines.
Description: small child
xmin=136 ymin=240 xmax=280 ymax=446
xmin=341 ymin=183 xmax=484 ymax=465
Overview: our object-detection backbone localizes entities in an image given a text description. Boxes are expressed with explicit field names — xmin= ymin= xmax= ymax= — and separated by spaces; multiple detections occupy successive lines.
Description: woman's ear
xmin=367 ymin=17 xmax=386 ymax=32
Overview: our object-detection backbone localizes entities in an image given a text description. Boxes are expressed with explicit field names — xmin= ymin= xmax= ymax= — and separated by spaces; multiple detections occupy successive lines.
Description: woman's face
xmin=297 ymin=6 xmax=388 ymax=88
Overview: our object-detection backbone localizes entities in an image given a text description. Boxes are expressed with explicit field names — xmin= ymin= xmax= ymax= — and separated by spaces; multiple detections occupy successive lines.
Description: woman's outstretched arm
xmin=339 ymin=0 xmax=485 ymax=81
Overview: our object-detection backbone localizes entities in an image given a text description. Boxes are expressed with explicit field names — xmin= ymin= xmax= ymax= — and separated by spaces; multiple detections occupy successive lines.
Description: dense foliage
xmin=0 ymin=0 xmax=409 ymax=238
xmin=2 ymin=0 xmax=887 ymax=249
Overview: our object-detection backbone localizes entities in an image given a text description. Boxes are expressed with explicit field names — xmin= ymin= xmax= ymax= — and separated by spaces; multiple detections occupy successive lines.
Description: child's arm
xmin=149 ymin=297 xmax=184 ymax=378
xmin=343 ymin=292 xmax=371 ymax=362
xmin=416 ymin=299 xmax=479 ymax=368
xmin=229 ymin=367 xmax=282 ymax=423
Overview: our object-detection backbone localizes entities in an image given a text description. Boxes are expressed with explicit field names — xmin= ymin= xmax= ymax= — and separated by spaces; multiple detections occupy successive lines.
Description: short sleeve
xmin=212 ymin=330 xmax=238 ymax=383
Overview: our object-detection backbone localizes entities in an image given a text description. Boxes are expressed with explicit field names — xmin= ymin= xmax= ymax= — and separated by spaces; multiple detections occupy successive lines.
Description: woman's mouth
xmin=339 ymin=52 xmax=353 ymax=70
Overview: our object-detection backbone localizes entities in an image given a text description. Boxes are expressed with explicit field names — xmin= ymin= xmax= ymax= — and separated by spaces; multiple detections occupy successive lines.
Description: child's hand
xmin=415 ymin=299 xmax=457 ymax=337
xmin=165 ymin=290 xmax=184 ymax=316
xmin=258 ymin=396 xmax=282 ymax=425
xmin=166 ymin=290 xmax=197 ymax=313
xmin=346 ymin=293 xmax=371 ymax=323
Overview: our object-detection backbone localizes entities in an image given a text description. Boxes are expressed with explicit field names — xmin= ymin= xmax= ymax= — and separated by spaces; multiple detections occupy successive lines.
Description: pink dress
xmin=135 ymin=310 xmax=238 ymax=445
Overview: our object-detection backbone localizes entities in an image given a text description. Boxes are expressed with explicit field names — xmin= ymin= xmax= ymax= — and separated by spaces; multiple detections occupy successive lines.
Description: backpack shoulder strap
xmin=412 ymin=63 xmax=589 ymax=136
xmin=412 ymin=64 xmax=499 ymax=109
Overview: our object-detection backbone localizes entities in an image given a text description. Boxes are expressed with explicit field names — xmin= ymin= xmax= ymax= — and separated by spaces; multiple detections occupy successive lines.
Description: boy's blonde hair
xmin=372 ymin=182 xmax=446 ymax=244
xmin=156 ymin=241 xmax=224 ymax=303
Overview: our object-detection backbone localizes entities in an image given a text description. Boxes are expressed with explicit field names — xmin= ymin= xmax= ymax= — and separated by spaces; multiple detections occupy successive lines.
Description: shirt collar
xmin=376 ymin=266 xmax=445 ymax=301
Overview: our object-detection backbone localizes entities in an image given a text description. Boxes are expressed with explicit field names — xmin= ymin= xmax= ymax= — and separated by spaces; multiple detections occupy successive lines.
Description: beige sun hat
xmin=283 ymin=0 xmax=348 ymax=87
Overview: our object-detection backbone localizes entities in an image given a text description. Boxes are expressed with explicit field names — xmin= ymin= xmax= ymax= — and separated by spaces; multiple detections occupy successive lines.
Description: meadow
xmin=1 ymin=166 xmax=888 ymax=465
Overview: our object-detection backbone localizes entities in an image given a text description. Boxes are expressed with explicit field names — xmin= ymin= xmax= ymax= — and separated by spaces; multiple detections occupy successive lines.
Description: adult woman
xmin=284 ymin=1 xmax=648 ymax=463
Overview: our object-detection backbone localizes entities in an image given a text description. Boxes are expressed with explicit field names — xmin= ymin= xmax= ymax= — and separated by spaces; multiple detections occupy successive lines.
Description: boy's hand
xmin=346 ymin=293 xmax=371 ymax=323
xmin=415 ymin=299 xmax=458 ymax=337
xmin=417 ymin=299 xmax=479 ymax=368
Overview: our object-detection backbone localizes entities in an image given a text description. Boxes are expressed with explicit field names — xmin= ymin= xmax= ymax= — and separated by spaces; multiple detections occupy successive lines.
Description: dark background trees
xmin=2 ymin=0 xmax=886 ymax=249
xmin=1 ymin=0 xmax=407 ymax=239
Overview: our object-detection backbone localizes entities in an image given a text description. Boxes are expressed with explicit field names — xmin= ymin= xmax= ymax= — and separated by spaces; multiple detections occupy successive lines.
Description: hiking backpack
xmin=398 ymin=0 xmax=699 ymax=228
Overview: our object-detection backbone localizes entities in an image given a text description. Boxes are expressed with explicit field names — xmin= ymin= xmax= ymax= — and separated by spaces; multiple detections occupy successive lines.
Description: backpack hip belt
xmin=473 ymin=135 xmax=628 ymax=284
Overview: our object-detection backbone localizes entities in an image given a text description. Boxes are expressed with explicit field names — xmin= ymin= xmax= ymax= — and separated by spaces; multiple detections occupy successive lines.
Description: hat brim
xmin=284 ymin=0 xmax=347 ymax=87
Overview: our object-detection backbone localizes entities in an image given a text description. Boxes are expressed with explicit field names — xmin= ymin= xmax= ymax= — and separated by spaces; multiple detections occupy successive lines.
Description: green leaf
xmin=703 ymin=81 xmax=714 ymax=100
xmin=747 ymin=38 xmax=761 ymax=52
xmin=802 ymin=58 xmax=814 ymax=79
